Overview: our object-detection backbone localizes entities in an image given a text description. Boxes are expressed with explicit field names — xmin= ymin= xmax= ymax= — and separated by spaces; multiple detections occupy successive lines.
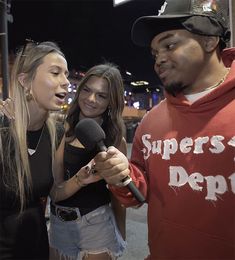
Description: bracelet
xmin=74 ymin=173 xmax=87 ymax=188
xmin=115 ymin=176 xmax=132 ymax=187
xmin=122 ymin=176 xmax=132 ymax=186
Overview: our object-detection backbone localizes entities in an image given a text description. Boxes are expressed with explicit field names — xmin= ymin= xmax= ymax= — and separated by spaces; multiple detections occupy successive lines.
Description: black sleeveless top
xmin=0 ymin=125 xmax=53 ymax=259
xmin=0 ymin=125 xmax=53 ymax=212
xmin=56 ymin=143 xmax=111 ymax=208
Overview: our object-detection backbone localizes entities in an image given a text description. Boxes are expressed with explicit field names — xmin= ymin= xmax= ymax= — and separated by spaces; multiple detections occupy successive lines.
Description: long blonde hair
xmin=0 ymin=41 xmax=65 ymax=211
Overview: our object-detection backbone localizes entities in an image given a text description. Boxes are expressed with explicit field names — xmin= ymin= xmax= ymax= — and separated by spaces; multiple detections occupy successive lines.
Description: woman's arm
xmin=50 ymin=136 xmax=101 ymax=203
xmin=50 ymin=135 xmax=83 ymax=202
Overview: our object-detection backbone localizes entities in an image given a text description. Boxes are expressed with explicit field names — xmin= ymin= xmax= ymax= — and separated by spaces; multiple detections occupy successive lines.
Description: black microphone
xmin=75 ymin=118 xmax=145 ymax=203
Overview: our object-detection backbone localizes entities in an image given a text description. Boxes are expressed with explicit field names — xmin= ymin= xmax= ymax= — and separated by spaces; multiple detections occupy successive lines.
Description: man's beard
xmin=164 ymin=81 xmax=187 ymax=97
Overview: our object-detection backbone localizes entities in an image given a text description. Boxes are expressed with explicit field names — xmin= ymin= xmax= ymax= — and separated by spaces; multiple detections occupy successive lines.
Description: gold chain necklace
xmin=204 ymin=68 xmax=230 ymax=92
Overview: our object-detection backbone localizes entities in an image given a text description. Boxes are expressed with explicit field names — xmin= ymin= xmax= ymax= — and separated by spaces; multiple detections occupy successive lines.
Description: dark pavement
xmin=120 ymin=204 xmax=149 ymax=260
xmin=120 ymin=144 xmax=149 ymax=260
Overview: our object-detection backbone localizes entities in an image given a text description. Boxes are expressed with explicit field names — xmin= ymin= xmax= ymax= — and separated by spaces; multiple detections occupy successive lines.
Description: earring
xmin=108 ymin=107 xmax=111 ymax=117
xmin=26 ymin=89 xmax=33 ymax=101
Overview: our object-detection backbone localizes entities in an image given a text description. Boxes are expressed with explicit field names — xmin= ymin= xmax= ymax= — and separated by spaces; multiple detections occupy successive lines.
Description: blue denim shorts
xmin=48 ymin=204 xmax=126 ymax=259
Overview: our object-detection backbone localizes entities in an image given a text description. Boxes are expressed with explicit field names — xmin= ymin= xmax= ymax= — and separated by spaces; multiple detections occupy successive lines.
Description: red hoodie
xmin=110 ymin=48 xmax=235 ymax=259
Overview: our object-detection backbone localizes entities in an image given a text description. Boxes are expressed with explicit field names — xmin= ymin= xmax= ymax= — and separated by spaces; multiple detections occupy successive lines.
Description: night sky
xmin=7 ymin=0 xmax=164 ymax=85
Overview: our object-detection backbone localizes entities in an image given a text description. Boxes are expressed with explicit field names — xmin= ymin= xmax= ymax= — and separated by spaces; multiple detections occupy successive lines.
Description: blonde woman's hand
xmin=0 ymin=98 xmax=15 ymax=120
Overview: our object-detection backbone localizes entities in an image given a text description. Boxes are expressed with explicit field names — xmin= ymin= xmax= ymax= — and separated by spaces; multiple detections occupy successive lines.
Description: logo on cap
xmin=158 ymin=1 xmax=168 ymax=16
xmin=202 ymin=1 xmax=213 ymax=12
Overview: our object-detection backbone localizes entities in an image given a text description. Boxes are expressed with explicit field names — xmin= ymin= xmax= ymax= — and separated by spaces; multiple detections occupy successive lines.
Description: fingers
xmin=94 ymin=146 xmax=119 ymax=161
xmin=94 ymin=151 xmax=130 ymax=185
xmin=106 ymin=146 xmax=118 ymax=156
xmin=92 ymin=147 xmax=130 ymax=186
xmin=99 ymin=159 xmax=129 ymax=178
xmin=85 ymin=159 xmax=97 ymax=175
xmin=76 ymin=163 xmax=102 ymax=185
xmin=78 ymin=164 xmax=91 ymax=179
xmin=100 ymin=167 xmax=130 ymax=185
xmin=0 ymin=98 xmax=15 ymax=120
xmin=95 ymin=151 xmax=129 ymax=172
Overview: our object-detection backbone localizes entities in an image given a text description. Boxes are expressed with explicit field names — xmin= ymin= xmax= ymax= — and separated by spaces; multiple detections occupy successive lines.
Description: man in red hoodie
xmin=94 ymin=0 xmax=235 ymax=259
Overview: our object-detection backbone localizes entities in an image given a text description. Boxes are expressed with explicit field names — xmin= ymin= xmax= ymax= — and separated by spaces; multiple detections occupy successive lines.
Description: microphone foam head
xmin=75 ymin=118 xmax=106 ymax=151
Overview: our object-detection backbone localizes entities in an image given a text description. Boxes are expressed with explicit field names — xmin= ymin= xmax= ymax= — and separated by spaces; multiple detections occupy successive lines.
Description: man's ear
xmin=203 ymin=36 xmax=220 ymax=52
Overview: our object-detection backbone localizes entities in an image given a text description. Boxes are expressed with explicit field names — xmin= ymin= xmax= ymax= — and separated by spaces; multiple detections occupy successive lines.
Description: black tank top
xmin=56 ymin=143 xmax=110 ymax=208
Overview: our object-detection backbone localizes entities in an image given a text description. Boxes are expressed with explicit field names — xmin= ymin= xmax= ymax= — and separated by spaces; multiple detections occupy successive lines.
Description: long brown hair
xmin=66 ymin=63 xmax=125 ymax=147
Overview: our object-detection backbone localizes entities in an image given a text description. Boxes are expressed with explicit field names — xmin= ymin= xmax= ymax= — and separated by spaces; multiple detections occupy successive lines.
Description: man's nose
xmin=155 ymin=50 xmax=167 ymax=66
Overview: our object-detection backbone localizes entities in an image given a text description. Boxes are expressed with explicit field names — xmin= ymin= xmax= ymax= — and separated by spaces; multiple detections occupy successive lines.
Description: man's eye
xmin=52 ymin=72 xmax=59 ymax=75
xmin=167 ymin=43 xmax=175 ymax=50
xmin=151 ymin=52 xmax=158 ymax=60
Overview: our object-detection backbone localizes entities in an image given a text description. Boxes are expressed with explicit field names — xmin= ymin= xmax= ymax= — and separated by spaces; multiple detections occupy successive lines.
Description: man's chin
xmin=164 ymin=82 xmax=186 ymax=97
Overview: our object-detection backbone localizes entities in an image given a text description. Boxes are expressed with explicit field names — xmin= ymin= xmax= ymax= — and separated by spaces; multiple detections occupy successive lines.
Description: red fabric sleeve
xmin=222 ymin=48 xmax=235 ymax=67
xmin=109 ymin=163 xmax=148 ymax=207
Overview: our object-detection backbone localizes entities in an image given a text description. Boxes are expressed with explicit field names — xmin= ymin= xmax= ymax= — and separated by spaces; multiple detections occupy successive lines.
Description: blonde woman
xmin=0 ymin=41 xmax=69 ymax=259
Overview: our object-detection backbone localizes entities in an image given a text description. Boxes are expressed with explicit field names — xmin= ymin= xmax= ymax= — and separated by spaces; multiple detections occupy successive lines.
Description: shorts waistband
xmin=50 ymin=204 xmax=102 ymax=221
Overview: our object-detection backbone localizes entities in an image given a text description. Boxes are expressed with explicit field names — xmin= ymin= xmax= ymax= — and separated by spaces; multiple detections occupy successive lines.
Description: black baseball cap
xmin=131 ymin=0 xmax=230 ymax=47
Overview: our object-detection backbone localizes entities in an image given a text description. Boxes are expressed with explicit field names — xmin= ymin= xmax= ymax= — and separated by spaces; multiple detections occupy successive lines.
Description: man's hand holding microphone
xmin=94 ymin=146 xmax=130 ymax=186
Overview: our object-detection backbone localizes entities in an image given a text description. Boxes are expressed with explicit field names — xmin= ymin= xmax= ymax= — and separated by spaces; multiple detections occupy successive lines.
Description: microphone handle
xmin=121 ymin=176 xmax=146 ymax=203
xmin=97 ymin=141 xmax=145 ymax=203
